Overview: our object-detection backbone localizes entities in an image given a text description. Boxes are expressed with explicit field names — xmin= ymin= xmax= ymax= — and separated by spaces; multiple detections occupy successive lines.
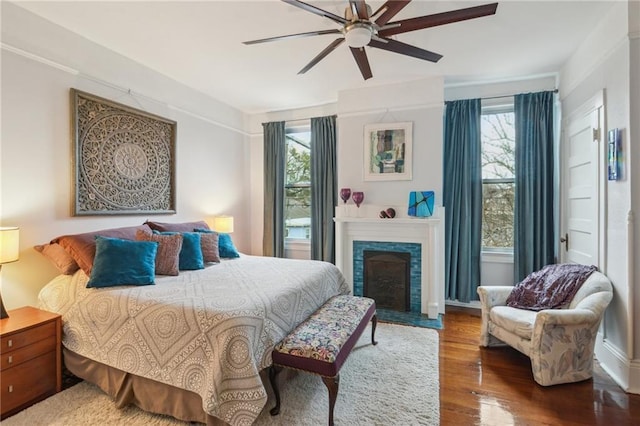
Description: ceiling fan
xmin=243 ymin=0 xmax=498 ymax=80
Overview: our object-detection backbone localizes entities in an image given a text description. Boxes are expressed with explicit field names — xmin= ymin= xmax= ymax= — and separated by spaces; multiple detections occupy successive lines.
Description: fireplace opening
xmin=363 ymin=250 xmax=411 ymax=312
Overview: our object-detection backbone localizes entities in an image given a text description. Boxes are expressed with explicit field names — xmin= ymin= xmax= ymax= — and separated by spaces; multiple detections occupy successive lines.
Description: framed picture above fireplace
xmin=363 ymin=122 xmax=412 ymax=181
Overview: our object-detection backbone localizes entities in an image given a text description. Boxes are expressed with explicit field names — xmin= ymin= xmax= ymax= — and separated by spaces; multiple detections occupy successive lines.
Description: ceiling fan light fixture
xmin=345 ymin=23 xmax=372 ymax=48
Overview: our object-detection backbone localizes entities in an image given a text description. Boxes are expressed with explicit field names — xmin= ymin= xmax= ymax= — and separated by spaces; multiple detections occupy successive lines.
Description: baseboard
xmin=445 ymin=300 xmax=481 ymax=309
xmin=595 ymin=334 xmax=640 ymax=394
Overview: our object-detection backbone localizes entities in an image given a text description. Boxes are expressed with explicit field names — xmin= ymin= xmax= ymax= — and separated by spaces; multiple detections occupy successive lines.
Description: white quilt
xmin=38 ymin=255 xmax=350 ymax=425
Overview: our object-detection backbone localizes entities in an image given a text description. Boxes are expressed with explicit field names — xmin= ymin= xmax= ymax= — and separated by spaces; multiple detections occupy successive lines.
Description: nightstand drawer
xmin=1 ymin=351 xmax=57 ymax=414
xmin=1 ymin=321 xmax=56 ymax=352
xmin=1 ymin=335 xmax=56 ymax=371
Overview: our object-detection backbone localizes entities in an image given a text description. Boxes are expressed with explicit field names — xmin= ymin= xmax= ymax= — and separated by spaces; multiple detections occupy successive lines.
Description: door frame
xmin=559 ymin=89 xmax=607 ymax=271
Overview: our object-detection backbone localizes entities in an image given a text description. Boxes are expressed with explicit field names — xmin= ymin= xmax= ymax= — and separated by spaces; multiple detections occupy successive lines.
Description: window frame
xmin=284 ymin=124 xmax=311 ymax=244
xmin=480 ymin=102 xmax=515 ymax=254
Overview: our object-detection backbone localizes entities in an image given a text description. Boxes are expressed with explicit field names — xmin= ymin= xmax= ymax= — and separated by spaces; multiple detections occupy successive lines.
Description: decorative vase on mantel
xmin=352 ymin=191 xmax=364 ymax=216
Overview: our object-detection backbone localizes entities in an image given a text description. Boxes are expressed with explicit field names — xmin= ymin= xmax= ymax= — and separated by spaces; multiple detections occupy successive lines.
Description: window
xmin=481 ymin=105 xmax=515 ymax=251
xmin=284 ymin=126 xmax=311 ymax=240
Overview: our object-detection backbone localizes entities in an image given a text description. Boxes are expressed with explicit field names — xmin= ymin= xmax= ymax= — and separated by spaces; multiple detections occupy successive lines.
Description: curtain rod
xmin=479 ymin=88 xmax=558 ymax=101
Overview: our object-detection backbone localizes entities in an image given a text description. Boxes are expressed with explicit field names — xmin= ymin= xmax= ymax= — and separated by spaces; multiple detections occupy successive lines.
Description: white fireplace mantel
xmin=334 ymin=205 xmax=445 ymax=319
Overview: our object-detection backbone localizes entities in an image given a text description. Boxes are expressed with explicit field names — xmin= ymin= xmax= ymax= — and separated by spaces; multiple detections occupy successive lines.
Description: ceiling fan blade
xmin=243 ymin=29 xmax=342 ymax=45
xmin=379 ymin=2 xmax=498 ymax=37
xmin=282 ymin=0 xmax=347 ymax=25
xmin=372 ymin=0 xmax=411 ymax=26
xmin=298 ymin=38 xmax=345 ymax=75
xmin=369 ymin=38 xmax=443 ymax=63
xmin=349 ymin=0 xmax=369 ymax=20
xmin=350 ymin=47 xmax=373 ymax=80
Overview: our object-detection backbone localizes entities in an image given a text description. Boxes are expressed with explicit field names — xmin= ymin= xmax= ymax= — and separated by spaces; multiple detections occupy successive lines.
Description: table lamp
xmin=0 ymin=227 xmax=19 ymax=319
xmin=211 ymin=216 xmax=234 ymax=234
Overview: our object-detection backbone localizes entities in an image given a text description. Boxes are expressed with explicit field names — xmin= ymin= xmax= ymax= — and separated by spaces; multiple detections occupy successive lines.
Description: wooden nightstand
xmin=0 ymin=306 xmax=62 ymax=419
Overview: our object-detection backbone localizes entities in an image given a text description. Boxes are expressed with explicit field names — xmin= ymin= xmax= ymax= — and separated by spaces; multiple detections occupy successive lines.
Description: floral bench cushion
xmin=272 ymin=295 xmax=376 ymax=377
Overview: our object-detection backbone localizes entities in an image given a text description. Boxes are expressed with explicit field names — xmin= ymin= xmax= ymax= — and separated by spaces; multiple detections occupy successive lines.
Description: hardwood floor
xmin=439 ymin=307 xmax=640 ymax=425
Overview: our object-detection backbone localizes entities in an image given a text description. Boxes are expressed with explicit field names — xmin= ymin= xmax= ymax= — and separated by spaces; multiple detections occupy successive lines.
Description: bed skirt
xmin=63 ymin=348 xmax=228 ymax=425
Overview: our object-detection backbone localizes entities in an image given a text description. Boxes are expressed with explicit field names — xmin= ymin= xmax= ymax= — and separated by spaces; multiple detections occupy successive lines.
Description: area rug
xmin=3 ymin=323 xmax=439 ymax=425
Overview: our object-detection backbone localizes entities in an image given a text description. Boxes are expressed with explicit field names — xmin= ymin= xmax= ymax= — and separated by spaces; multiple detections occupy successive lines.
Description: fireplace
xmin=363 ymin=250 xmax=411 ymax=312
xmin=334 ymin=205 xmax=445 ymax=319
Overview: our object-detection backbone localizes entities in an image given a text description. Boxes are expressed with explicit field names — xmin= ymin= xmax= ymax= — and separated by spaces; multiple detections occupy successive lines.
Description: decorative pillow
xmin=193 ymin=228 xmax=221 ymax=263
xmin=86 ymin=236 xmax=158 ymax=288
xmin=155 ymin=231 xmax=204 ymax=270
xmin=145 ymin=220 xmax=210 ymax=233
xmin=218 ymin=233 xmax=240 ymax=258
xmin=34 ymin=243 xmax=80 ymax=275
xmin=52 ymin=224 xmax=153 ymax=275
xmin=135 ymin=230 xmax=182 ymax=276
xmin=506 ymin=263 xmax=598 ymax=311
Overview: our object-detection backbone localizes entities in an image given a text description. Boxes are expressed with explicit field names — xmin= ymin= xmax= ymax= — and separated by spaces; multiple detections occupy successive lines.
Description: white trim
xmin=1 ymin=42 xmax=79 ymax=75
xmin=628 ymin=210 xmax=635 ymax=359
xmin=444 ymin=72 xmax=559 ymax=90
xmin=481 ymin=251 xmax=514 ymax=264
xmin=445 ymin=300 xmax=482 ymax=310
xmin=595 ymin=335 xmax=635 ymax=392
xmin=336 ymin=102 xmax=443 ymax=119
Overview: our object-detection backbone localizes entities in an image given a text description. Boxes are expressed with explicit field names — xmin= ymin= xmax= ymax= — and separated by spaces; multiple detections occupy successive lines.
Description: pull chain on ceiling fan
xmin=243 ymin=0 xmax=498 ymax=80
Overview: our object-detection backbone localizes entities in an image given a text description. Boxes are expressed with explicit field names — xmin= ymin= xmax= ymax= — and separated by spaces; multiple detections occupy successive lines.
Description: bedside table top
xmin=0 ymin=306 xmax=61 ymax=336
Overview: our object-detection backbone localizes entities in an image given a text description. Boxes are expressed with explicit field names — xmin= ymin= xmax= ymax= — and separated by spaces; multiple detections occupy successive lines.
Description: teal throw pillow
xmin=218 ymin=233 xmax=240 ymax=258
xmin=86 ymin=236 xmax=158 ymax=288
xmin=155 ymin=231 xmax=204 ymax=270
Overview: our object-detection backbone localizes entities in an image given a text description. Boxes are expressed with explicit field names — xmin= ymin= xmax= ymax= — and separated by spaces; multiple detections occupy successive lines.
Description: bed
xmin=38 ymin=254 xmax=350 ymax=425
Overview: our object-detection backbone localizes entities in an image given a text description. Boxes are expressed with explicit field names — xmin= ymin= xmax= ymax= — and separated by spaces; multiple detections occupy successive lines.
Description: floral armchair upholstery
xmin=477 ymin=271 xmax=613 ymax=386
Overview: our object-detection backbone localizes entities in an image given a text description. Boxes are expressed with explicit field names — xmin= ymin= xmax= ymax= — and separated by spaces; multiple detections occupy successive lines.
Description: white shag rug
xmin=3 ymin=323 xmax=439 ymax=426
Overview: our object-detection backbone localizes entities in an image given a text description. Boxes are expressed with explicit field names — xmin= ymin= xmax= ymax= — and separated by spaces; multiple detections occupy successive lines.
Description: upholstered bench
xmin=269 ymin=295 xmax=377 ymax=426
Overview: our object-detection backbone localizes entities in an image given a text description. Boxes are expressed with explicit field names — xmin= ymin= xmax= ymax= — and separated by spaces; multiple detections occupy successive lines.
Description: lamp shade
xmin=0 ymin=227 xmax=19 ymax=264
xmin=212 ymin=216 xmax=234 ymax=233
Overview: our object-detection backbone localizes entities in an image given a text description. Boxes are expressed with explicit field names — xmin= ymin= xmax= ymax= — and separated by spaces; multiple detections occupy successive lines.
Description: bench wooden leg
xmin=321 ymin=374 xmax=339 ymax=426
xmin=371 ymin=314 xmax=378 ymax=345
xmin=269 ymin=365 xmax=282 ymax=416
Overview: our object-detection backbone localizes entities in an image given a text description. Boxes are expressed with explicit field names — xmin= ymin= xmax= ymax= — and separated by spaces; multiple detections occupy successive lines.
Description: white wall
xmin=559 ymin=0 xmax=639 ymax=392
xmin=0 ymin=3 xmax=250 ymax=309
xmin=337 ymin=77 xmax=444 ymax=207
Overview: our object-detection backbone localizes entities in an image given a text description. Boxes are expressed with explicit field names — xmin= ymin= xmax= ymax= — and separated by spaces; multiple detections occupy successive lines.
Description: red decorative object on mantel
xmin=352 ymin=191 xmax=364 ymax=208
xmin=379 ymin=208 xmax=396 ymax=219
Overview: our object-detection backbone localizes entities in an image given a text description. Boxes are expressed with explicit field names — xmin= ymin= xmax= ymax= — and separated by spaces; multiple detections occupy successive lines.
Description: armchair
xmin=477 ymin=270 xmax=613 ymax=386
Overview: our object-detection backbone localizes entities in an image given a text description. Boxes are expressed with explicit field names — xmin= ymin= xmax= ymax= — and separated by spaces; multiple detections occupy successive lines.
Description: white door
xmin=560 ymin=90 xmax=605 ymax=267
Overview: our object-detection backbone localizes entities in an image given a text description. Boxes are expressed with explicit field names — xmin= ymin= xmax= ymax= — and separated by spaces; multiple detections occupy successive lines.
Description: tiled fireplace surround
xmin=334 ymin=206 xmax=445 ymax=319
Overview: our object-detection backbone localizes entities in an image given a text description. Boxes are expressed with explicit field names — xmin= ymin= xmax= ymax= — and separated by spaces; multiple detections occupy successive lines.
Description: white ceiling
xmin=14 ymin=1 xmax=615 ymax=113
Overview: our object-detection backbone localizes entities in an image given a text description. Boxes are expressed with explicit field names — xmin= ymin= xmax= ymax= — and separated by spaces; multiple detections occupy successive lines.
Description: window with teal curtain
xmin=310 ymin=116 xmax=337 ymax=263
xmin=443 ymin=99 xmax=482 ymax=302
xmin=263 ymin=121 xmax=286 ymax=258
xmin=514 ymin=91 xmax=555 ymax=281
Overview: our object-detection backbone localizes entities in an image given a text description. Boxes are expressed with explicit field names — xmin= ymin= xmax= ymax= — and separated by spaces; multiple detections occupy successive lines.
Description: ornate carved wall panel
xmin=71 ymin=89 xmax=176 ymax=215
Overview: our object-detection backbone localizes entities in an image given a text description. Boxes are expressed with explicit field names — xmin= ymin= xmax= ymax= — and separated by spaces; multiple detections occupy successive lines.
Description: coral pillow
xmin=155 ymin=231 xmax=204 ymax=270
xmin=52 ymin=225 xmax=153 ymax=275
xmin=194 ymin=228 xmax=221 ymax=263
xmin=34 ymin=243 xmax=80 ymax=275
xmin=136 ymin=230 xmax=182 ymax=276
